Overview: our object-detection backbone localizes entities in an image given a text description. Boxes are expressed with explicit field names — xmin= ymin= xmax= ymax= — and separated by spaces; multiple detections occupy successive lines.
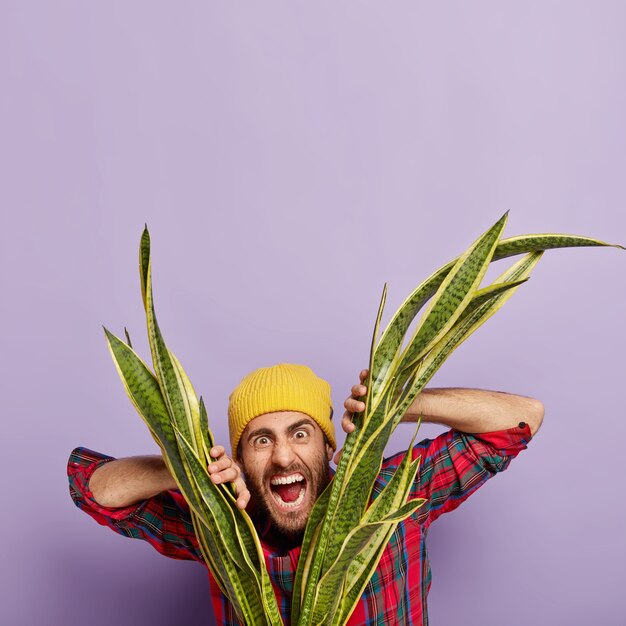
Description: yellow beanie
xmin=228 ymin=363 xmax=335 ymax=460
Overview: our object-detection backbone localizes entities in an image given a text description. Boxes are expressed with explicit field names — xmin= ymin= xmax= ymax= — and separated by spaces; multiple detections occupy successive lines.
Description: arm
xmin=89 ymin=444 xmax=250 ymax=509
xmin=346 ymin=371 xmax=536 ymax=528
xmin=378 ymin=425 xmax=532 ymax=528
xmin=404 ymin=386 xmax=544 ymax=436
xmin=89 ymin=454 xmax=178 ymax=508
xmin=343 ymin=369 xmax=544 ymax=436
xmin=68 ymin=445 xmax=250 ymax=563
xmin=68 ymin=447 xmax=202 ymax=562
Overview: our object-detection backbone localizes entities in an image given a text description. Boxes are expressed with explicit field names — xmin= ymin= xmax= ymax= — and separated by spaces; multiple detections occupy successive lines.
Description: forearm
xmin=89 ymin=455 xmax=178 ymax=508
xmin=404 ymin=387 xmax=544 ymax=436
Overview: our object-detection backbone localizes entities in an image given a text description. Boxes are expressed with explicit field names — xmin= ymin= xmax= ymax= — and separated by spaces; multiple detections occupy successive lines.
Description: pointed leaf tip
xmin=124 ymin=327 xmax=133 ymax=348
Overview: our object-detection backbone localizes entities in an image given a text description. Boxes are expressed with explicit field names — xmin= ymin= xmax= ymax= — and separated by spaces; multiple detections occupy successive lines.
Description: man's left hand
xmin=334 ymin=369 xmax=369 ymax=464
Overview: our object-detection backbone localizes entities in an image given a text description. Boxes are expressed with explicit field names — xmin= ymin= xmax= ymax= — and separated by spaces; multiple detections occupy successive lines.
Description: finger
xmin=344 ymin=398 xmax=366 ymax=413
xmin=333 ymin=448 xmax=343 ymax=464
xmin=351 ymin=384 xmax=367 ymax=397
xmin=233 ymin=479 xmax=251 ymax=509
xmin=211 ymin=466 xmax=240 ymax=484
xmin=235 ymin=494 xmax=250 ymax=509
xmin=209 ymin=445 xmax=226 ymax=459
xmin=342 ymin=411 xmax=356 ymax=433
xmin=207 ymin=455 xmax=234 ymax=473
xmin=360 ymin=369 xmax=369 ymax=382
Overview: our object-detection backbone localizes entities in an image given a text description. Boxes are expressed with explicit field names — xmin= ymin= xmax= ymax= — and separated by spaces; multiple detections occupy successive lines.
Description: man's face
xmin=238 ymin=411 xmax=334 ymax=541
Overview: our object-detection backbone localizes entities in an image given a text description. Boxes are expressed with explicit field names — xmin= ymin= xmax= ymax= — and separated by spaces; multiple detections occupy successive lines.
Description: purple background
xmin=2 ymin=2 xmax=625 ymax=625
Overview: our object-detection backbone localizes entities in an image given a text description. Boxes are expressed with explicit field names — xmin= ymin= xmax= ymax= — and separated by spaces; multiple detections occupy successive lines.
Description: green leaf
xmin=140 ymin=229 xmax=200 ymax=451
xmin=390 ymin=252 xmax=543 ymax=426
xmin=396 ymin=212 xmax=509 ymax=380
xmin=361 ymin=432 xmax=422 ymax=525
xmin=329 ymin=437 xmax=426 ymax=624
xmin=143 ymin=250 xmax=200 ymax=451
xmin=333 ymin=525 xmax=397 ymax=626
xmin=494 ymin=233 xmax=624 ymax=260
xmin=104 ymin=327 xmax=194 ymax=499
xmin=345 ymin=257 xmax=541 ymax=537
xmin=369 ymin=232 xmax=622 ymax=404
xmin=169 ymin=348 xmax=204 ymax=455
xmin=110 ymin=227 xmax=284 ymax=626
xmin=301 ymin=281 xmax=409 ymax=617
xmin=176 ymin=429 xmax=283 ymax=626
xmin=311 ymin=500 xmax=423 ymax=625
xmin=295 ymin=244 xmax=552 ymax=624
xmin=296 ymin=397 xmax=368 ymax=624
xmin=139 ymin=225 xmax=150 ymax=311
xmin=198 ymin=396 xmax=216 ymax=465
xmin=364 ymin=213 xmax=510 ymax=468
xmin=315 ymin=216 xmax=510 ymax=585
xmin=193 ymin=515 xmax=250 ymax=621
xmin=360 ymin=283 xmax=387 ymax=431
xmin=291 ymin=485 xmax=332 ymax=623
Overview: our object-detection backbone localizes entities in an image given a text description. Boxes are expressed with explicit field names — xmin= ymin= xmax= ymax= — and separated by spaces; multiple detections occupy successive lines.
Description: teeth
xmin=270 ymin=473 xmax=304 ymax=485
xmin=273 ymin=485 xmax=306 ymax=508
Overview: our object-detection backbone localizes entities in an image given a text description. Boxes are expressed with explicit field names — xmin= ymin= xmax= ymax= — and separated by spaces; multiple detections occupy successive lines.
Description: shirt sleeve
xmin=67 ymin=446 xmax=203 ymax=563
xmin=379 ymin=423 xmax=532 ymax=529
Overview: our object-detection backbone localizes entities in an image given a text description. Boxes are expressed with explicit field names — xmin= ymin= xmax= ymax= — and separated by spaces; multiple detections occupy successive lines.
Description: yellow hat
xmin=228 ymin=363 xmax=335 ymax=460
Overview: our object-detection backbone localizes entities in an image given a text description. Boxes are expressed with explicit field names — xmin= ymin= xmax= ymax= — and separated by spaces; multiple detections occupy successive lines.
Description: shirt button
xmin=518 ymin=421 xmax=526 ymax=429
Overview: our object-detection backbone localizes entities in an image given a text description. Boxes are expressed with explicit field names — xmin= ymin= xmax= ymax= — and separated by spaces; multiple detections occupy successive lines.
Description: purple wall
xmin=2 ymin=2 xmax=625 ymax=624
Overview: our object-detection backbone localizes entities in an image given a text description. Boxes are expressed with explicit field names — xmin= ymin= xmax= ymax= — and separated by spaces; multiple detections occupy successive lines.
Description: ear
xmin=235 ymin=459 xmax=246 ymax=481
xmin=325 ymin=442 xmax=334 ymax=462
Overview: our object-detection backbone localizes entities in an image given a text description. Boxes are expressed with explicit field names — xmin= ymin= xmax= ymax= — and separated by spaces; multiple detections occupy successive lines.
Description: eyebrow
xmin=246 ymin=418 xmax=315 ymax=442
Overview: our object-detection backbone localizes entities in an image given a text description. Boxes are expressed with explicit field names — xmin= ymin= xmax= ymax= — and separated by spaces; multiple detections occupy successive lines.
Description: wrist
xmin=158 ymin=457 xmax=178 ymax=491
xmin=404 ymin=389 xmax=433 ymax=423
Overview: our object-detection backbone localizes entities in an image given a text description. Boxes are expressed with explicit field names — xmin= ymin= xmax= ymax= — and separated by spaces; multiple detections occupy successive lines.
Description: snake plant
xmin=104 ymin=215 xmax=622 ymax=625
xmin=105 ymin=228 xmax=283 ymax=625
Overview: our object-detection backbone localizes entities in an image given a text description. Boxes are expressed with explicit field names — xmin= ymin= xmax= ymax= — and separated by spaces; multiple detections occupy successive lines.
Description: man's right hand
xmin=206 ymin=445 xmax=250 ymax=510
xmin=333 ymin=369 xmax=369 ymax=465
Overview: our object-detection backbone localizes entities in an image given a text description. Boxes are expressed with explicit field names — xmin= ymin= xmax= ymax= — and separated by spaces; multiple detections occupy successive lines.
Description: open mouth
xmin=269 ymin=472 xmax=307 ymax=509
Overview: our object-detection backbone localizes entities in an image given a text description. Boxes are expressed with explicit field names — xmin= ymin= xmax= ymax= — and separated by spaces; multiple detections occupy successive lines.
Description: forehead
xmin=243 ymin=411 xmax=319 ymax=437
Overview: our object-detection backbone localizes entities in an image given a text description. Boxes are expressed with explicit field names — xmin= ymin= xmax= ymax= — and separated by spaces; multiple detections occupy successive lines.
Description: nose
xmin=271 ymin=439 xmax=296 ymax=468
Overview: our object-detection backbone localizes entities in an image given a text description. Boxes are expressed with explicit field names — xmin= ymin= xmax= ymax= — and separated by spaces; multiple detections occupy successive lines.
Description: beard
xmin=241 ymin=448 xmax=331 ymax=544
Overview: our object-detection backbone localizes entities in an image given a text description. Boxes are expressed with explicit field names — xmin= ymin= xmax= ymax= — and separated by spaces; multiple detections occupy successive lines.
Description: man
xmin=68 ymin=363 xmax=542 ymax=625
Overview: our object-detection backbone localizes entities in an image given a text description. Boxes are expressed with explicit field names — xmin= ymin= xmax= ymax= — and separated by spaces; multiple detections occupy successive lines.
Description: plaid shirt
xmin=68 ymin=424 xmax=531 ymax=625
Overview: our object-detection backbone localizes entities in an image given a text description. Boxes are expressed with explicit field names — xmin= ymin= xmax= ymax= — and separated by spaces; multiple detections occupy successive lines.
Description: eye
xmin=254 ymin=436 xmax=272 ymax=448
xmin=293 ymin=429 xmax=309 ymax=440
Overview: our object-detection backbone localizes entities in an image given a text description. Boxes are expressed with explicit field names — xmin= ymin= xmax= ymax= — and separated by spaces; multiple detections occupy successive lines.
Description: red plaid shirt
xmin=68 ymin=424 xmax=531 ymax=625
